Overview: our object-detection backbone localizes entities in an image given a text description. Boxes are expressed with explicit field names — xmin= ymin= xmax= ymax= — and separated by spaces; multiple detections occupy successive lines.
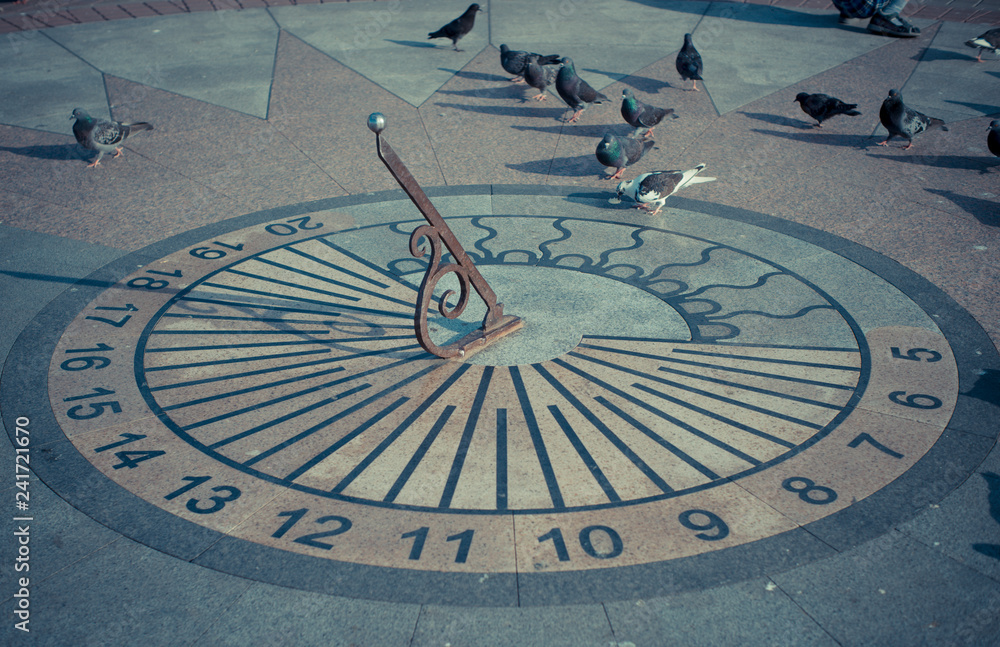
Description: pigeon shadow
xmin=924 ymin=188 xmax=1000 ymax=226
xmin=0 ymin=143 xmax=87 ymax=161
xmin=507 ymin=154 xmax=600 ymax=178
xmin=986 ymin=71 xmax=1000 ymax=82
xmin=436 ymin=86 xmax=521 ymax=100
xmin=434 ymin=102 xmax=565 ymax=119
xmin=866 ymin=152 xmax=995 ymax=172
xmin=751 ymin=128 xmax=869 ymax=148
xmin=445 ymin=70 xmax=510 ymax=83
xmin=510 ymin=123 xmax=635 ymax=138
xmin=963 ymin=369 xmax=1000 ymax=405
xmin=740 ymin=111 xmax=814 ymax=129
xmin=944 ymin=99 xmax=1000 ymax=116
xmin=620 ymin=75 xmax=675 ymax=94
xmin=918 ymin=48 xmax=976 ymax=63
xmin=385 ymin=39 xmax=439 ymax=49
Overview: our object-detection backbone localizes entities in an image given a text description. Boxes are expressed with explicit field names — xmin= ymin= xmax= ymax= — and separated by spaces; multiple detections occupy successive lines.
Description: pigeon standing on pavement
xmin=71 ymin=108 xmax=153 ymax=168
xmin=596 ymin=132 xmax=654 ymax=180
xmin=676 ymin=33 xmax=703 ymax=91
xmin=988 ymin=120 xmax=1000 ymax=158
xmin=621 ymin=88 xmax=677 ymax=138
xmin=615 ymin=165 xmax=717 ymax=215
xmin=556 ymin=57 xmax=610 ymax=123
xmin=965 ymin=28 xmax=1000 ymax=62
xmin=793 ymin=93 xmax=861 ymax=128
xmin=500 ymin=44 xmax=561 ymax=83
xmin=524 ymin=57 xmax=561 ymax=101
xmin=878 ymin=89 xmax=948 ymax=149
xmin=428 ymin=4 xmax=482 ymax=52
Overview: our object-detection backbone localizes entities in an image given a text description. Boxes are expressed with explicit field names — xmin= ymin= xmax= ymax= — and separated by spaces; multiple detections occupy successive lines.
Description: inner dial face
xmin=49 ymin=213 xmax=957 ymax=574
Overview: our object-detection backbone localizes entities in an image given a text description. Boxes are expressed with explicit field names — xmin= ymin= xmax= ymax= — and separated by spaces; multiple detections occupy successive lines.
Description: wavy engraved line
xmin=537 ymin=218 xmax=573 ymax=262
xmin=706 ymin=304 xmax=836 ymax=322
xmin=597 ymin=227 xmax=646 ymax=267
xmin=682 ymin=271 xmax=786 ymax=299
xmin=470 ymin=216 xmax=499 ymax=261
xmin=645 ymin=245 xmax=727 ymax=280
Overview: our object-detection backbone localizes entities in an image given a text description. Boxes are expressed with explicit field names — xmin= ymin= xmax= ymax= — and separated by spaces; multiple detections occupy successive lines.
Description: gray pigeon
xmin=965 ymin=28 xmax=1000 ymax=62
xmin=71 ymin=108 xmax=153 ymax=168
xmin=793 ymin=93 xmax=861 ymax=128
xmin=596 ymin=132 xmax=654 ymax=180
xmin=428 ymin=3 xmax=482 ymax=52
xmin=676 ymin=33 xmax=703 ymax=91
xmin=878 ymin=89 xmax=947 ymax=149
xmin=621 ymin=88 xmax=677 ymax=138
xmin=524 ymin=57 xmax=561 ymax=101
xmin=615 ymin=166 xmax=717 ymax=215
xmin=988 ymin=120 xmax=1000 ymax=158
xmin=556 ymin=57 xmax=610 ymax=123
xmin=500 ymin=44 xmax=560 ymax=83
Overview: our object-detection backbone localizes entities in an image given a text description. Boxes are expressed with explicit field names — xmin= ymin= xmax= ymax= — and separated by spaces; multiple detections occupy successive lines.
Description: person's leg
xmin=867 ymin=0 xmax=920 ymax=37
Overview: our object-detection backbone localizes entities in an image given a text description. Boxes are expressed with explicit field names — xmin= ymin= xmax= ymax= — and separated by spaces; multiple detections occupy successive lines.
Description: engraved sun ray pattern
xmin=140 ymin=217 xmax=864 ymax=514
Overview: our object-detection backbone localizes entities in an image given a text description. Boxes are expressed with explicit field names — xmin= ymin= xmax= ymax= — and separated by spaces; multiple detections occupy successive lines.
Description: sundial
xmin=7 ymin=115 xmax=992 ymax=607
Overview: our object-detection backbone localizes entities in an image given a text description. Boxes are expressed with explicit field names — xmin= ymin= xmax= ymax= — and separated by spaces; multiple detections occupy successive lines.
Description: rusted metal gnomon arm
xmin=368 ymin=113 xmax=522 ymax=359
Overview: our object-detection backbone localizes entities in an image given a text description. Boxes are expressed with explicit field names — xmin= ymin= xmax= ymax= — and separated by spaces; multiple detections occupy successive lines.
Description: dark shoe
xmin=839 ymin=12 xmax=863 ymax=24
xmin=867 ymin=12 xmax=920 ymax=37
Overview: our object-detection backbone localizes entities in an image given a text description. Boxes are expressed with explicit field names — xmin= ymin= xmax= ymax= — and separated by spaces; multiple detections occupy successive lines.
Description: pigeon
xmin=988 ymin=120 xmax=1000 ymax=158
xmin=556 ymin=57 xmax=610 ymax=123
xmin=621 ymin=88 xmax=677 ymax=138
xmin=500 ymin=44 xmax=561 ymax=83
xmin=71 ymin=108 xmax=153 ymax=168
xmin=615 ymin=166 xmax=717 ymax=215
xmin=676 ymin=33 xmax=703 ymax=91
xmin=596 ymin=132 xmax=655 ymax=180
xmin=428 ymin=3 xmax=482 ymax=52
xmin=965 ymin=28 xmax=1000 ymax=62
xmin=523 ymin=57 xmax=561 ymax=101
xmin=793 ymin=92 xmax=861 ymax=128
xmin=878 ymin=89 xmax=948 ymax=149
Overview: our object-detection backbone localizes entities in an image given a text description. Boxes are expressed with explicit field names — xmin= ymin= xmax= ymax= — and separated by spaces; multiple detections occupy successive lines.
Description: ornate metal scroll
xmin=368 ymin=113 xmax=522 ymax=359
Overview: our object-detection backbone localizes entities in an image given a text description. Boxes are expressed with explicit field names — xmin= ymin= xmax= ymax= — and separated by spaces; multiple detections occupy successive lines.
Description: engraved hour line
xmin=175 ymin=296 xmax=373 ymax=318
xmin=594 ymin=396 xmax=722 ymax=480
xmin=145 ymin=349 xmax=332 ymax=372
xmin=150 ymin=329 xmax=333 ymax=335
xmin=144 ymin=335 xmax=416 ymax=353
xmin=439 ymin=367 xmax=494 ymax=509
xmin=652 ymin=366 xmax=844 ymax=410
xmin=384 ymin=405 xmax=457 ymax=503
xmin=158 ymin=366 xmax=349 ymax=411
xmin=224 ymin=267 xmax=410 ymax=309
xmin=148 ymin=345 xmax=423 ymax=392
xmin=314 ymin=238 xmax=418 ymax=288
xmin=571 ymin=352 xmax=828 ymax=431
xmin=195 ymin=282 xmax=412 ymax=320
xmin=281 ymin=396 xmax=410 ymax=481
xmin=176 ymin=354 xmax=429 ymax=431
xmin=548 ymin=405 xmax=621 ymax=503
xmin=251 ymin=257 xmax=414 ymax=308
xmin=552 ymin=358 xmax=761 ymax=466
xmin=670 ymin=348 xmax=861 ymax=371
xmin=496 ymin=408 xmax=508 ymax=511
xmin=531 ymin=363 xmax=673 ymax=495
xmin=509 ymin=366 xmax=564 ymax=509
xmin=287 ymin=246 xmax=393 ymax=290
xmin=577 ymin=343 xmax=857 ymax=391
xmin=274 ymin=361 xmax=446 ymax=477
xmin=330 ymin=363 xmax=474 ymax=495
xmin=208 ymin=396 xmax=337 ymax=449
